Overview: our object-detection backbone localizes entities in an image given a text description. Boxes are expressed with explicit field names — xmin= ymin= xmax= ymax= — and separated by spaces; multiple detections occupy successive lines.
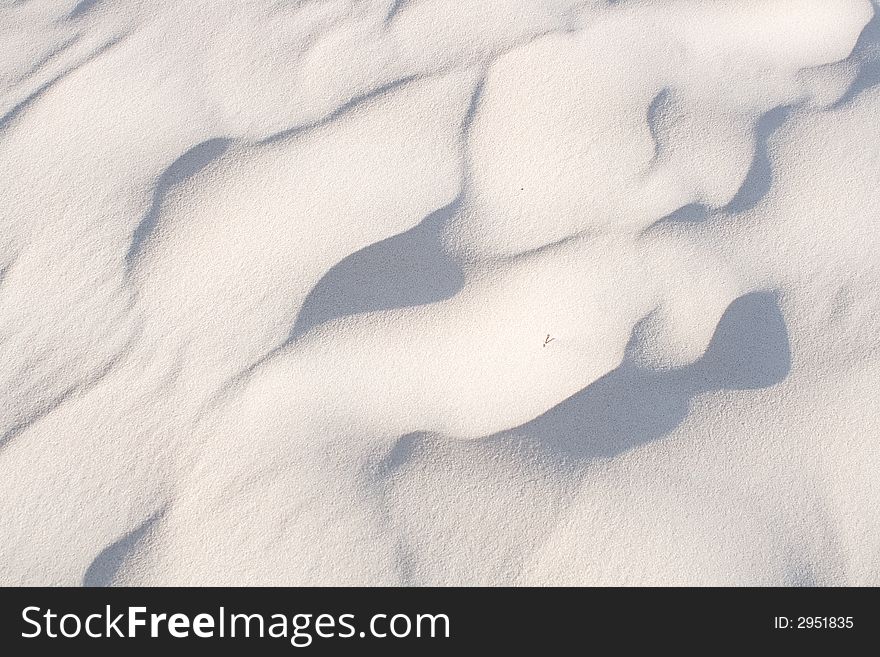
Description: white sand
xmin=1 ymin=0 xmax=878 ymax=586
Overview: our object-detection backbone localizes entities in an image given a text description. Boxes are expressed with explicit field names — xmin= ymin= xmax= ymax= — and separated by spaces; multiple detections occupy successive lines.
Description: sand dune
xmin=1 ymin=0 xmax=879 ymax=586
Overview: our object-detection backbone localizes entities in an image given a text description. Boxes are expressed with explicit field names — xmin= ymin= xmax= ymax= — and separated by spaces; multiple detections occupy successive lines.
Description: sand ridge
xmin=0 ymin=0 xmax=878 ymax=585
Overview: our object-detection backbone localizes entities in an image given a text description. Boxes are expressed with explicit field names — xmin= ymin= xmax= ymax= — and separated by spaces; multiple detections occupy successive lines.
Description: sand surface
xmin=1 ymin=0 xmax=879 ymax=585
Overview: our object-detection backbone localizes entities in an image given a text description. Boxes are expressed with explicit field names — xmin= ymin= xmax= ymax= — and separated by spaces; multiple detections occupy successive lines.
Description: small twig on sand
xmin=543 ymin=334 xmax=554 ymax=347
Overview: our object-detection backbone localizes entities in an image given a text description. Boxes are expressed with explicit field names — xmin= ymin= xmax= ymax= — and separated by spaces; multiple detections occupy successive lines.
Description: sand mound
xmin=1 ymin=0 xmax=878 ymax=585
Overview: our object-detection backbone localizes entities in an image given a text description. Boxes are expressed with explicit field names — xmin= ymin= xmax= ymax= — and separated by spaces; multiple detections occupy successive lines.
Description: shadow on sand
xmin=382 ymin=290 xmax=790 ymax=472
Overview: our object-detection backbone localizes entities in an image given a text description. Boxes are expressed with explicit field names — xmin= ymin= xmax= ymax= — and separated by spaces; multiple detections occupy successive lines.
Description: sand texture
xmin=1 ymin=0 xmax=879 ymax=586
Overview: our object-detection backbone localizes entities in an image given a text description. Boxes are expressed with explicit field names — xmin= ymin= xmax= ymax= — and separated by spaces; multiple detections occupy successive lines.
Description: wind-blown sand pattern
xmin=1 ymin=0 xmax=879 ymax=586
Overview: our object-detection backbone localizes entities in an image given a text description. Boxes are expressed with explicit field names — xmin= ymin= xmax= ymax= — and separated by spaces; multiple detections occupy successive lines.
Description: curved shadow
xmin=0 ymin=340 xmax=132 ymax=453
xmin=378 ymin=291 xmax=790 ymax=473
xmin=288 ymin=79 xmax=486 ymax=341
xmin=385 ymin=0 xmax=407 ymax=25
xmin=125 ymin=138 xmax=230 ymax=267
xmin=68 ymin=0 xmax=102 ymax=20
xmin=832 ymin=1 xmax=880 ymax=109
xmin=646 ymin=86 xmax=674 ymax=162
xmin=0 ymin=36 xmax=125 ymax=134
xmin=723 ymin=104 xmax=793 ymax=214
xmin=377 ymin=431 xmax=424 ymax=475
xmin=259 ymin=76 xmax=418 ymax=146
xmin=289 ymin=199 xmax=464 ymax=340
xmin=648 ymin=103 xmax=795 ymax=229
xmin=484 ymin=290 xmax=790 ymax=463
xmin=650 ymin=202 xmax=710 ymax=228
xmin=82 ymin=510 xmax=163 ymax=587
